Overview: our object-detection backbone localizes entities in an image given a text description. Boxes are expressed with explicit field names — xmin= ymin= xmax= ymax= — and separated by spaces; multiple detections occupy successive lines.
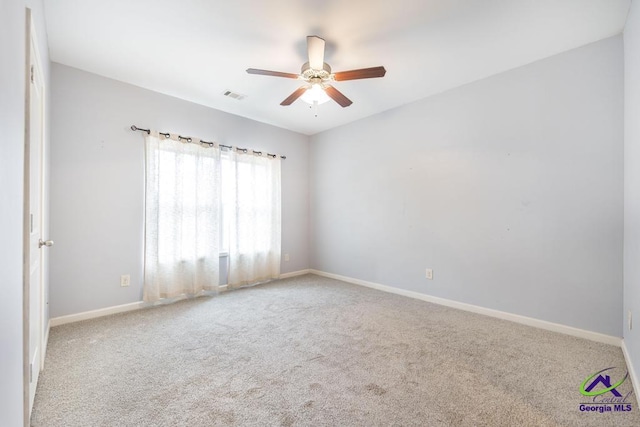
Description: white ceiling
xmin=44 ymin=0 xmax=631 ymax=135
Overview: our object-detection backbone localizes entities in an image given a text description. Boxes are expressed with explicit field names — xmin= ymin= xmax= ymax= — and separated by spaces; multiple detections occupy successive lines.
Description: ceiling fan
xmin=246 ymin=36 xmax=386 ymax=108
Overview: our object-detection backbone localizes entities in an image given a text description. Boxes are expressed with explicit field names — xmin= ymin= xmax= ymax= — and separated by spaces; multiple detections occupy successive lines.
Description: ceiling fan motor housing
xmin=301 ymin=62 xmax=332 ymax=81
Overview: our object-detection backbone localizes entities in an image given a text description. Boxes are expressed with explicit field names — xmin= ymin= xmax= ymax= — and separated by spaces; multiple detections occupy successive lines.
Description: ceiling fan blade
xmin=246 ymin=68 xmax=299 ymax=79
xmin=334 ymin=66 xmax=387 ymax=81
xmin=280 ymin=87 xmax=308 ymax=106
xmin=307 ymin=36 xmax=325 ymax=70
xmin=324 ymin=85 xmax=353 ymax=108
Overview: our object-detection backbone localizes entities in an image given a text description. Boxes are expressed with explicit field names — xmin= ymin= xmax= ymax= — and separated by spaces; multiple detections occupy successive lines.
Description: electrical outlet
xmin=426 ymin=269 xmax=433 ymax=280
xmin=120 ymin=274 xmax=130 ymax=287
xmin=284 ymin=253 xmax=290 ymax=262
xmin=629 ymin=310 xmax=633 ymax=331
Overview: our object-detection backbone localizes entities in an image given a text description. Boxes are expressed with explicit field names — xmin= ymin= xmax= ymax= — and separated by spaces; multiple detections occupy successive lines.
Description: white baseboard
xmin=621 ymin=340 xmax=640 ymax=408
xmin=309 ymin=269 xmax=621 ymax=347
xmin=49 ymin=273 xmax=310 ymax=327
xmin=279 ymin=269 xmax=311 ymax=279
xmin=52 ymin=269 xmax=617 ymax=349
xmin=50 ymin=301 xmax=147 ymax=327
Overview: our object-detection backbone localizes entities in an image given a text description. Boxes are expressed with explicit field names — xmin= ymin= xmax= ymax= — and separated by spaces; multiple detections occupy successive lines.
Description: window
xmin=156 ymin=149 xmax=219 ymax=264
xmin=143 ymin=133 xmax=221 ymax=301
xmin=220 ymin=151 xmax=232 ymax=254
xmin=143 ymin=131 xmax=281 ymax=301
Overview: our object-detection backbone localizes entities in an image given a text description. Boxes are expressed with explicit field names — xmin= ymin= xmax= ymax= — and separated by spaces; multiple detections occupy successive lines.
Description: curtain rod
xmin=130 ymin=125 xmax=286 ymax=159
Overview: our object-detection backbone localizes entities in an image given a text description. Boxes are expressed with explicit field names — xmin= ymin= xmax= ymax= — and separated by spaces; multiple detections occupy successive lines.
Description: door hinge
xmin=29 ymin=363 xmax=33 ymax=383
xmin=30 ymin=213 xmax=33 ymax=233
xmin=30 ymin=65 xmax=34 ymax=83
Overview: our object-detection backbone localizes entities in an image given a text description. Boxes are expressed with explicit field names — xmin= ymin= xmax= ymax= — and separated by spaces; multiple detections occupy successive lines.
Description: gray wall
xmin=624 ymin=0 xmax=640 ymax=382
xmin=310 ymin=36 xmax=624 ymax=337
xmin=49 ymin=64 xmax=310 ymax=318
xmin=0 ymin=0 xmax=51 ymax=424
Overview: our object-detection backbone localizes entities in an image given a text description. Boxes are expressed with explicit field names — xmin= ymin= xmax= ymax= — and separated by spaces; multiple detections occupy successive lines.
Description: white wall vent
xmin=223 ymin=90 xmax=246 ymax=100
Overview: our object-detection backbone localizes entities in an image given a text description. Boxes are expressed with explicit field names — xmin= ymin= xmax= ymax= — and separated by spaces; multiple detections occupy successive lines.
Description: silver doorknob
xmin=39 ymin=239 xmax=54 ymax=248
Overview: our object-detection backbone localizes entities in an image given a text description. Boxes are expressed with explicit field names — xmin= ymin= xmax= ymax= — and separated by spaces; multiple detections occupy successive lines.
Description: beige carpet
xmin=32 ymin=274 xmax=638 ymax=426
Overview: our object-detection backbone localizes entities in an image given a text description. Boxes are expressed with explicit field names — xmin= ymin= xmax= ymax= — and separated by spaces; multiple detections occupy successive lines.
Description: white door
xmin=26 ymin=15 xmax=49 ymax=417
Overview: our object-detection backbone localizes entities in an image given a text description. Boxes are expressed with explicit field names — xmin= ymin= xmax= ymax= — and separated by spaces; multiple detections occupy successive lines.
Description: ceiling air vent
xmin=223 ymin=90 xmax=246 ymax=101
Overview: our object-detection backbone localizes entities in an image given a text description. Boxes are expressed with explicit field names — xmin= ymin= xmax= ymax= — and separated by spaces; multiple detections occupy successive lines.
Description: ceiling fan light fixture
xmin=300 ymin=83 xmax=331 ymax=105
xmin=247 ymin=35 xmax=385 ymax=108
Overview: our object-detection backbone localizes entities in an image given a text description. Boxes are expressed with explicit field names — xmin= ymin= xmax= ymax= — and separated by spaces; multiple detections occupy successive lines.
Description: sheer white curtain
xmin=226 ymin=150 xmax=281 ymax=288
xmin=144 ymin=132 xmax=221 ymax=302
